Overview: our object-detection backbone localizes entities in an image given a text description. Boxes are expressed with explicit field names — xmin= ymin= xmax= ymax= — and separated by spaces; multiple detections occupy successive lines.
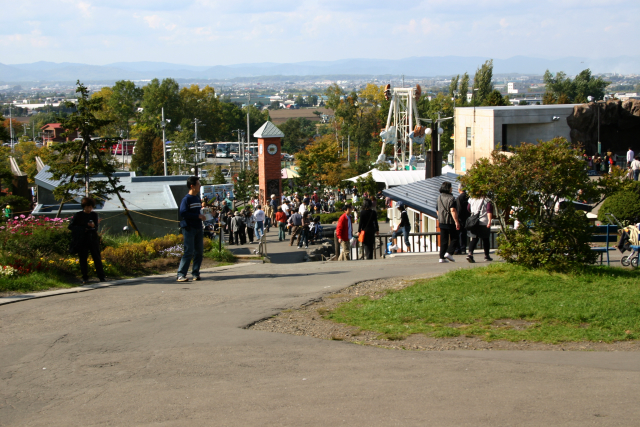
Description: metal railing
xmin=335 ymin=230 xmax=500 ymax=260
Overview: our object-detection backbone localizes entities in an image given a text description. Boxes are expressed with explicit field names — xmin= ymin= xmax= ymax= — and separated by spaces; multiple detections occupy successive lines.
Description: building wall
xmin=454 ymin=105 xmax=576 ymax=173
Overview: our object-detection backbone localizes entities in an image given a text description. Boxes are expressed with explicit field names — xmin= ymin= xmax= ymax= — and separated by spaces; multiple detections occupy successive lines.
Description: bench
xmin=591 ymin=224 xmax=618 ymax=266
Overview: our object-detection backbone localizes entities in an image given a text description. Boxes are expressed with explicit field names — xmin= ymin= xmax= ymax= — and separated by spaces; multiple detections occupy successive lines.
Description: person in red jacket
xmin=336 ymin=204 xmax=354 ymax=261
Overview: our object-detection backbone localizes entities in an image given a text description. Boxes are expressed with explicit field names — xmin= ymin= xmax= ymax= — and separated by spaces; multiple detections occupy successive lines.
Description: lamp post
xmin=160 ymin=108 xmax=170 ymax=176
xmin=587 ymin=96 xmax=601 ymax=155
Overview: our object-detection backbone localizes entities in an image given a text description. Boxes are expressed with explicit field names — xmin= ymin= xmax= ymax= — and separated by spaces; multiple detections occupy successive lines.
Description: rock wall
xmin=567 ymin=99 xmax=640 ymax=155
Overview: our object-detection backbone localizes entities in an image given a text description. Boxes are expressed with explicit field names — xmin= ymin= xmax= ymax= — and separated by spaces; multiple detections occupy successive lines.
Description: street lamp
xmin=587 ymin=96 xmax=601 ymax=155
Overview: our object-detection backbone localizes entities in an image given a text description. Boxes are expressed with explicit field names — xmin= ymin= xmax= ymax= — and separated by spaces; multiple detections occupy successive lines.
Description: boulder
xmin=567 ymin=99 xmax=640 ymax=154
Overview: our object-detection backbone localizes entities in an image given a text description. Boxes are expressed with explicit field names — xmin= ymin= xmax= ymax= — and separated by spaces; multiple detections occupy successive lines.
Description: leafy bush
xmin=597 ymin=187 xmax=640 ymax=225
xmin=319 ymin=212 xmax=342 ymax=224
xmin=334 ymin=201 xmax=345 ymax=210
xmin=0 ymin=215 xmax=71 ymax=257
xmin=101 ymin=234 xmax=184 ymax=273
xmin=205 ymin=244 xmax=236 ymax=263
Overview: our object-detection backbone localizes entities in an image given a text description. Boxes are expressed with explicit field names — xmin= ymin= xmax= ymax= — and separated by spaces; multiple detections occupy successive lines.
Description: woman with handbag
xmin=357 ymin=198 xmax=379 ymax=259
xmin=466 ymin=197 xmax=493 ymax=263
xmin=68 ymin=197 xmax=106 ymax=284
xmin=436 ymin=182 xmax=460 ymax=263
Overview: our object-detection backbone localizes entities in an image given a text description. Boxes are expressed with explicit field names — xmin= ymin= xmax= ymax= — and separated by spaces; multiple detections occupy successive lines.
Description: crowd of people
xmin=584 ymin=147 xmax=640 ymax=180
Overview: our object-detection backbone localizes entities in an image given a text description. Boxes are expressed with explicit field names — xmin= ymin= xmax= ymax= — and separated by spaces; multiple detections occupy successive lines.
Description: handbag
xmin=358 ymin=230 xmax=366 ymax=243
xmin=465 ymin=199 xmax=485 ymax=230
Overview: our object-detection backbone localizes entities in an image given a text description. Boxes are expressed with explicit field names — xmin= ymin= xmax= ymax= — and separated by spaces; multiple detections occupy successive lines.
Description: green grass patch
xmin=0 ymin=271 xmax=77 ymax=293
xmin=327 ymin=264 xmax=640 ymax=344
xmin=204 ymin=245 xmax=236 ymax=263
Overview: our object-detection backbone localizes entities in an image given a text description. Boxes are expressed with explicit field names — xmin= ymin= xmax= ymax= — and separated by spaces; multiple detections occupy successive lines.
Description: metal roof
xmin=382 ymin=173 xmax=460 ymax=218
xmin=34 ymin=166 xmax=189 ymax=212
xmin=253 ymin=121 xmax=284 ymax=138
xmin=346 ymin=169 xmax=425 ymax=188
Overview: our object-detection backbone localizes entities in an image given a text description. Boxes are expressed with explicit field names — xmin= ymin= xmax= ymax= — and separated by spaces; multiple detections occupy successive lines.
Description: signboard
xmin=460 ymin=156 xmax=466 ymax=172
xmin=201 ymin=184 xmax=235 ymax=201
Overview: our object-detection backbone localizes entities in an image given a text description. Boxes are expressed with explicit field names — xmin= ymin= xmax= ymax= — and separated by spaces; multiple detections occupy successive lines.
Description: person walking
xmin=288 ymin=210 xmax=303 ymax=246
xmin=264 ymin=202 xmax=273 ymax=233
xmin=357 ymin=198 xmax=379 ymax=259
xmin=253 ymin=205 xmax=265 ymax=240
xmin=244 ymin=208 xmax=255 ymax=243
xmin=627 ymin=147 xmax=635 ymax=168
xmin=436 ymin=182 xmax=460 ymax=263
xmin=224 ymin=210 xmax=234 ymax=245
xmin=336 ymin=204 xmax=354 ymax=261
xmin=466 ymin=197 xmax=493 ymax=263
xmin=631 ymin=156 xmax=640 ymax=181
xmin=299 ymin=211 xmax=311 ymax=249
xmin=177 ymin=176 xmax=206 ymax=282
xmin=389 ymin=202 xmax=411 ymax=252
xmin=455 ymin=185 xmax=470 ymax=255
xmin=231 ymin=210 xmax=246 ymax=245
xmin=275 ymin=206 xmax=287 ymax=241
xmin=69 ymin=197 xmax=106 ymax=284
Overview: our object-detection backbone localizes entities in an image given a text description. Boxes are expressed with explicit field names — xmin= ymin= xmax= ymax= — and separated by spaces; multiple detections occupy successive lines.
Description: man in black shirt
xmin=455 ymin=186 xmax=470 ymax=255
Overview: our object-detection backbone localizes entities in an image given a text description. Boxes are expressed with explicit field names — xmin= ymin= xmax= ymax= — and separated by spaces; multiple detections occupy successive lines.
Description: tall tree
xmin=543 ymin=68 xmax=609 ymax=104
xmin=449 ymin=75 xmax=460 ymax=98
xmin=108 ymin=80 xmax=143 ymax=138
xmin=458 ymin=72 xmax=470 ymax=107
xmin=473 ymin=59 xmax=494 ymax=104
xmin=0 ymin=113 xmax=10 ymax=142
xmin=277 ymin=118 xmax=317 ymax=153
xmin=137 ymin=78 xmax=182 ymax=136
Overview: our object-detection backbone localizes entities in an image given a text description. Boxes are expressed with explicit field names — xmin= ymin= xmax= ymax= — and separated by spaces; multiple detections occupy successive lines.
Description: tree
xmin=232 ymin=167 xmax=258 ymax=206
xmin=0 ymin=113 xmax=11 ymax=142
xmin=108 ymin=80 xmax=143 ymax=138
xmin=543 ymin=69 xmax=609 ymax=104
xmin=458 ymin=72 xmax=470 ymax=107
xmin=210 ymin=165 xmax=228 ymax=185
xmin=485 ymin=89 xmax=509 ymax=106
xmin=295 ymin=134 xmax=345 ymax=187
xmin=49 ymin=81 xmax=130 ymax=222
xmin=137 ymin=78 xmax=182 ymax=137
xmin=295 ymin=95 xmax=305 ymax=106
xmin=448 ymin=75 xmax=459 ymax=98
xmin=473 ymin=59 xmax=494 ymax=105
xmin=459 ymin=138 xmax=618 ymax=270
xmin=277 ymin=118 xmax=317 ymax=153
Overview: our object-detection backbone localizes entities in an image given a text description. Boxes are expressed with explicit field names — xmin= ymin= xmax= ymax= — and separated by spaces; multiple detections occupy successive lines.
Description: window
xmin=466 ymin=127 xmax=472 ymax=147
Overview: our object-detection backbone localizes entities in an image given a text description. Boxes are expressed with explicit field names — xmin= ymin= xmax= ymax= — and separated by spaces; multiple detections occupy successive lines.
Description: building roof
xmin=41 ymin=123 xmax=63 ymax=130
xmin=34 ymin=166 xmax=190 ymax=212
xmin=382 ymin=173 xmax=461 ymax=218
xmin=346 ymin=168 xmax=426 ymax=188
xmin=456 ymin=104 xmax=581 ymax=111
xmin=253 ymin=121 xmax=284 ymax=138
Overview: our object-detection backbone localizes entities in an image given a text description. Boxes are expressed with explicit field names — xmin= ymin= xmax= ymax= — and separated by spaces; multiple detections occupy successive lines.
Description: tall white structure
xmin=378 ymin=86 xmax=431 ymax=170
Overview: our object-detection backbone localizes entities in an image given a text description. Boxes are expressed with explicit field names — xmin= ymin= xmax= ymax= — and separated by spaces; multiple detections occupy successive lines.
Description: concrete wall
xmin=454 ymin=105 xmax=577 ymax=174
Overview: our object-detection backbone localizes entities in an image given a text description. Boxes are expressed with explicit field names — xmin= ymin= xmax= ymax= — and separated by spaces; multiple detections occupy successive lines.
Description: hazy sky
xmin=2 ymin=0 xmax=637 ymax=65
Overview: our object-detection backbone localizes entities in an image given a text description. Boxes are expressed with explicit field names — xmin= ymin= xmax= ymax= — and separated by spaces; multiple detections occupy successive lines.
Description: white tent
xmin=345 ymin=168 xmax=425 ymax=189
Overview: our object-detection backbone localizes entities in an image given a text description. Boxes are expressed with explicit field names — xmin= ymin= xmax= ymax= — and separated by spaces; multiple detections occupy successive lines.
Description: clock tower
xmin=253 ymin=121 xmax=284 ymax=205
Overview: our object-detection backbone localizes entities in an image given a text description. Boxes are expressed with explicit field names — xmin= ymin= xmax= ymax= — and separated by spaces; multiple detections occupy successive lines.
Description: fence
xmin=335 ymin=230 xmax=500 ymax=260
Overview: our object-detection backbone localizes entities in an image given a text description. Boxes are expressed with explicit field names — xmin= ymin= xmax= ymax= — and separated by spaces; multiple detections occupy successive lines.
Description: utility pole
xmin=246 ymin=92 xmax=251 ymax=171
xmin=9 ymin=104 xmax=14 ymax=153
xmin=193 ymin=118 xmax=203 ymax=176
xmin=161 ymin=107 xmax=168 ymax=176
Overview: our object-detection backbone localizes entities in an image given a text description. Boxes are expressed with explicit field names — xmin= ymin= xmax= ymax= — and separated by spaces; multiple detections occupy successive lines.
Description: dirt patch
xmin=248 ymin=276 xmax=640 ymax=352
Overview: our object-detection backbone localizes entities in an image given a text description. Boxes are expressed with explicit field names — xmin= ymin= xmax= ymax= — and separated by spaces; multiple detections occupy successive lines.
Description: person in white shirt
xmin=298 ymin=201 xmax=307 ymax=215
xmin=631 ymin=156 xmax=640 ymax=181
xmin=627 ymin=147 xmax=635 ymax=167
xmin=253 ymin=205 xmax=265 ymax=240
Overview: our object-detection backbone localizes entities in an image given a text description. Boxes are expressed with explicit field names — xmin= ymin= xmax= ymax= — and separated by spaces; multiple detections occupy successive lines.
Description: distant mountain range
xmin=1 ymin=56 xmax=639 ymax=83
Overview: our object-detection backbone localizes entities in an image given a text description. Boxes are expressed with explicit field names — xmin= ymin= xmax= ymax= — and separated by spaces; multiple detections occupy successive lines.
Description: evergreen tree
xmin=458 ymin=73 xmax=470 ymax=106
xmin=473 ymin=59 xmax=494 ymax=104
xmin=211 ymin=165 xmax=227 ymax=184
xmin=130 ymin=130 xmax=156 ymax=175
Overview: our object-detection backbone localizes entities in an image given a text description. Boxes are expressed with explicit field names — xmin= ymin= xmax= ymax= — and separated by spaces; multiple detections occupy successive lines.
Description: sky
xmin=1 ymin=0 xmax=638 ymax=66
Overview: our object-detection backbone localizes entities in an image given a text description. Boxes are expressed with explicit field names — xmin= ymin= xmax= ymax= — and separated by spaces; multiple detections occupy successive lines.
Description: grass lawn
xmin=327 ymin=264 xmax=640 ymax=344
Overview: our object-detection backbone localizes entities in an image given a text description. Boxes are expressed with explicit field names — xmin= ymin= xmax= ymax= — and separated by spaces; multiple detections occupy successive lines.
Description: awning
xmin=345 ymin=168 xmax=426 ymax=188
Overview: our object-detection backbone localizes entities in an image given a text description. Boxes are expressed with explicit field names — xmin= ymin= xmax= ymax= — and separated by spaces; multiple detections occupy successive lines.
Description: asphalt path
xmin=1 ymin=251 xmax=639 ymax=426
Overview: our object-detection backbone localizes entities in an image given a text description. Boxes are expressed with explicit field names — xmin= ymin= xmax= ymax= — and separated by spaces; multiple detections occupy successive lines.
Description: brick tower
xmin=253 ymin=121 xmax=284 ymax=205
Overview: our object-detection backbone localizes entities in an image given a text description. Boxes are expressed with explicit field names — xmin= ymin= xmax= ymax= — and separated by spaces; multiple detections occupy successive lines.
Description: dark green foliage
xmin=543 ymin=69 xmax=609 ymax=104
xmin=473 ymin=59 xmax=494 ymax=104
xmin=232 ymin=167 xmax=258 ymax=206
xmin=210 ymin=165 xmax=228 ymax=185
xmin=277 ymin=118 xmax=317 ymax=153
xmin=319 ymin=212 xmax=342 ymax=224
xmin=49 ymin=81 xmax=127 ymax=202
xmin=597 ymin=185 xmax=640 ymax=225
xmin=1 ymin=226 xmax=72 ymax=258
xmin=130 ymin=129 xmax=158 ymax=174
xmin=486 ymin=89 xmax=509 ymax=106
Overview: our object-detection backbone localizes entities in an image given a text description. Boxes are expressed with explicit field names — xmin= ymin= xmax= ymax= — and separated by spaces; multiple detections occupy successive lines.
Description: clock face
xmin=267 ymin=144 xmax=278 ymax=155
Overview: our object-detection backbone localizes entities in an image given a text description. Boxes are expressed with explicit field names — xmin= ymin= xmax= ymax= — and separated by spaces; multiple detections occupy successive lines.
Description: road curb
xmin=0 ymin=263 xmax=251 ymax=307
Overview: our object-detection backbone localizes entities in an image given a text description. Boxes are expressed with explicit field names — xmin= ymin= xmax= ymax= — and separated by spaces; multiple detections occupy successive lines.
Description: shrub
xmin=0 ymin=215 xmax=71 ymax=257
xmin=205 ymin=245 xmax=236 ymax=263
xmin=319 ymin=212 xmax=342 ymax=224
xmin=597 ymin=188 xmax=640 ymax=225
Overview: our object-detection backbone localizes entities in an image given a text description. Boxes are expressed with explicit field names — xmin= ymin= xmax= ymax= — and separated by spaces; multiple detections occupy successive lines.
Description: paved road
xmin=1 ymin=253 xmax=639 ymax=426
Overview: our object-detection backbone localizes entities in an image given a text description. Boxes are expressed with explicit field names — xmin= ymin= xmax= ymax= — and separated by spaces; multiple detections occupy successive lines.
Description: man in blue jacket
xmin=177 ymin=176 xmax=207 ymax=282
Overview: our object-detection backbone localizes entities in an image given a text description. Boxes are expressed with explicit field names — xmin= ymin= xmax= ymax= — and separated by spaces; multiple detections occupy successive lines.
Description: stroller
xmin=308 ymin=216 xmax=324 ymax=244
xmin=608 ymin=213 xmax=640 ymax=268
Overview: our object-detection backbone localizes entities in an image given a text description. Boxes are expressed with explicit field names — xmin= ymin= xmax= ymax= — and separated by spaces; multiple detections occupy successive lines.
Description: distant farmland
xmin=268 ymin=107 xmax=333 ymax=125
